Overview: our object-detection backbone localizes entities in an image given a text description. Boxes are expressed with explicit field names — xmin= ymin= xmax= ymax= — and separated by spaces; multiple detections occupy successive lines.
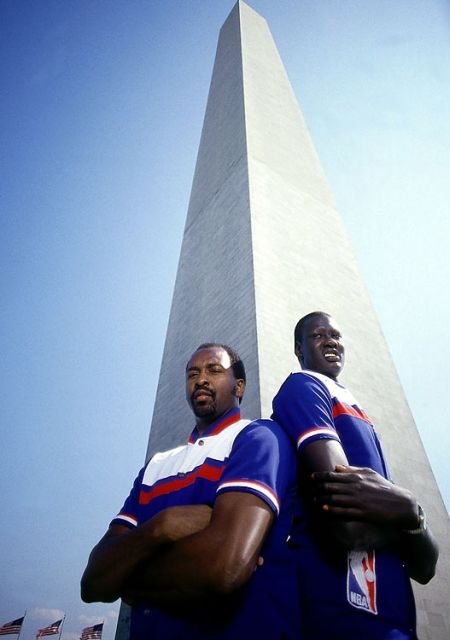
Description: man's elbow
xmin=80 ymin=577 xmax=99 ymax=603
xmin=409 ymin=557 xmax=438 ymax=585
xmin=407 ymin=534 xmax=439 ymax=585
xmin=207 ymin=556 xmax=256 ymax=595
xmin=80 ymin=577 xmax=96 ymax=603
xmin=80 ymin=575 xmax=118 ymax=604
xmin=410 ymin=565 xmax=436 ymax=585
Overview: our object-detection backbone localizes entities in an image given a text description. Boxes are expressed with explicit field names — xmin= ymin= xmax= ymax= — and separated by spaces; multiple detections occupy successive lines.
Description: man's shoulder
xmin=242 ymin=417 xmax=279 ymax=431
xmin=238 ymin=417 xmax=292 ymax=446
xmin=301 ymin=371 xmax=360 ymax=406
xmin=247 ymin=417 xmax=276 ymax=427
xmin=301 ymin=370 xmax=342 ymax=393
xmin=277 ymin=370 xmax=336 ymax=396
xmin=272 ymin=371 xmax=360 ymax=417
xmin=282 ymin=369 xmax=353 ymax=395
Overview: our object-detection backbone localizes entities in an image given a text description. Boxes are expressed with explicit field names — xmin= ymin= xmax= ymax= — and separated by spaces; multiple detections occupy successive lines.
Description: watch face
xmin=418 ymin=504 xmax=427 ymax=531
xmin=405 ymin=504 xmax=426 ymax=534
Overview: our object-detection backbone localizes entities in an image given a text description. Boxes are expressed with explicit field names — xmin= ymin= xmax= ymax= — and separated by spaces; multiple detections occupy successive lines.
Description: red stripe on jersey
xmin=139 ymin=462 xmax=225 ymax=505
xmin=189 ymin=408 xmax=241 ymax=443
xmin=333 ymin=401 xmax=371 ymax=423
xmin=363 ymin=551 xmax=377 ymax=614
xmin=209 ymin=410 xmax=242 ymax=436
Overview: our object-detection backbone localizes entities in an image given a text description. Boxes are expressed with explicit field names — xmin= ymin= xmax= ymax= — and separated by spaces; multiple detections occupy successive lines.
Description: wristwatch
xmin=404 ymin=504 xmax=427 ymax=535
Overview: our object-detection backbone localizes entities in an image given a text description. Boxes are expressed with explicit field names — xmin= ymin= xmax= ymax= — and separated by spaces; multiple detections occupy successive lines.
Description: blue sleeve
xmin=372 ymin=428 xmax=392 ymax=480
xmin=216 ymin=419 xmax=296 ymax=515
xmin=110 ymin=463 xmax=147 ymax=529
xmin=272 ymin=373 xmax=341 ymax=453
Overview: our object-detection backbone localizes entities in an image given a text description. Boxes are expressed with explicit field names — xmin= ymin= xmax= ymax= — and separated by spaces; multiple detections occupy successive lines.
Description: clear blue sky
xmin=1 ymin=1 xmax=449 ymax=639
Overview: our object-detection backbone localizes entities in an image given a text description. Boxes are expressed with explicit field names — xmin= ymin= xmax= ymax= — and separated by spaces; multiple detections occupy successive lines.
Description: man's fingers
xmin=312 ymin=471 xmax=359 ymax=483
xmin=316 ymin=491 xmax=361 ymax=507
xmin=312 ymin=475 xmax=362 ymax=491
xmin=321 ymin=504 xmax=365 ymax=519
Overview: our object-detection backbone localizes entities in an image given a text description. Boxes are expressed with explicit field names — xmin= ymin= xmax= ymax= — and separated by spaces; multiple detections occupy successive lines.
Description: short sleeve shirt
xmin=111 ymin=408 xmax=300 ymax=640
xmin=272 ymin=372 xmax=416 ymax=639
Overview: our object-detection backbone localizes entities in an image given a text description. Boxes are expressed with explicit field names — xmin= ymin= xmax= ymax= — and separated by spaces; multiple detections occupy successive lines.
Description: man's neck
xmin=195 ymin=406 xmax=241 ymax=437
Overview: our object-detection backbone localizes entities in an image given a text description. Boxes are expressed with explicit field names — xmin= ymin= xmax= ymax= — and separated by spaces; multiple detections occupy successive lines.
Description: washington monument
xmin=118 ymin=2 xmax=449 ymax=638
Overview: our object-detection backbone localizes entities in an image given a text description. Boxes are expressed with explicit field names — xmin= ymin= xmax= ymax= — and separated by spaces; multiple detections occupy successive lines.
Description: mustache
xmin=191 ymin=386 xmax=215 ymax=402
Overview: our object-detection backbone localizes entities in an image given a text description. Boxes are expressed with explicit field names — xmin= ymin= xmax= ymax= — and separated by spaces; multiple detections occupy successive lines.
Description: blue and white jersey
xmin=112 ymin=408 xmax=299 ymax=640
xmin=273 ymin=370 xmax=389 ymax=475
xmin=272 ymin=372 xmax=416 ymax=640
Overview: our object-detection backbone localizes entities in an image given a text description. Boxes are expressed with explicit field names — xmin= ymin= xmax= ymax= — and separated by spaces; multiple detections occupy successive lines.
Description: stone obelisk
xmin=118 ymin=2 xmax=449 ymax=639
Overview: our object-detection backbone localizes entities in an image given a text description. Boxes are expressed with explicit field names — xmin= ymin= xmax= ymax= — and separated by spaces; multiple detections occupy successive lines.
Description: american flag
xmin=0 ymin=618 xmax=24 ymax=636
xmin=80 ymin=624 xmax=103 ymax=640
xmin=36 ymin=620 xmax=63 ymax=639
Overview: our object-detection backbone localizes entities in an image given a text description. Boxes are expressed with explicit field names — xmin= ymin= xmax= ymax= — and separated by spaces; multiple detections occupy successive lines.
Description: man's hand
xmin=311 ymin=464 xmax=439 ymax=583
xmin=311 ymin=465 xmax=420 ymax=530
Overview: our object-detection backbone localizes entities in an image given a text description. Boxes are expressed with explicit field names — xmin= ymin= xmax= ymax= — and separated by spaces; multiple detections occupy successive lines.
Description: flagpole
xmin=17 ymin=611 xmax=26 ymax=640
xmin=58 ymin=616 xmax=66 ymax=640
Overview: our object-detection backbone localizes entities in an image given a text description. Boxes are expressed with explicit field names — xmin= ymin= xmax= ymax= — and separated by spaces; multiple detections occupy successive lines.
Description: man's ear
xmin=234 ymin=378 xmax=245 ymax=400
xmin=294 ymin=341 xmax=302 ymax=360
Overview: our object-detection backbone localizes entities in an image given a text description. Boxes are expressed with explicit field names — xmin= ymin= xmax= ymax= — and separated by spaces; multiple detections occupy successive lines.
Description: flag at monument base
xmin=36 ymin=619 xmax=63 ymax=638
xmin=0 ymin=618 xmax=25 ymax=636
xmin=80 ymin=624 xmax=103 ymax=640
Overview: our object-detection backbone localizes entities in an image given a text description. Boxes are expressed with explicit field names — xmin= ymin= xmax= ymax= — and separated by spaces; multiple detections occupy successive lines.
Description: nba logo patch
xmin=347 ymin=550 xmax=377 ymax=615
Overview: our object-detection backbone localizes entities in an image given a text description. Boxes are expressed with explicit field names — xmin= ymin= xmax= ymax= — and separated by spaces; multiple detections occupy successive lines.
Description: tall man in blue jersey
xmin=81 ymin=343 xmax=299 ymax=639
xmin=272 ymin=311 xmax=438 ymax=640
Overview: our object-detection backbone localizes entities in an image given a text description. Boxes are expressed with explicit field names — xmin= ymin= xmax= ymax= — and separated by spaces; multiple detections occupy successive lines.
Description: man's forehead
xmin=187 ymin=346 xmax=232 ymax=369
xmin=306 ymin=315 xmax=340 ymax=332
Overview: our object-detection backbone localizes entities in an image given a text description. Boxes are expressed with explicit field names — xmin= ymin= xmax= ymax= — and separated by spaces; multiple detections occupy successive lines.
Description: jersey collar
xmin=189 ymin=407 xmax=241 ymax=443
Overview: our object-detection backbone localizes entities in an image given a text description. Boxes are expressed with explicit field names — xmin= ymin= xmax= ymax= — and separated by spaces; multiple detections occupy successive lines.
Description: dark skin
xmin=296 ymin=314 xmax=438 ymax=584
xmin=81 ymin=346 xmax=274 ymax=606
xmin=185 ymin=346 xmax=244 ymax=434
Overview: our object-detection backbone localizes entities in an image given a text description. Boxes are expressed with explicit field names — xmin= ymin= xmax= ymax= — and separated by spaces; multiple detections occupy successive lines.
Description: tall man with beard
xmin=81 ymin=343 xmax=299 ymax=640
xmin=272 ymin=311 xmax=438 ymax=640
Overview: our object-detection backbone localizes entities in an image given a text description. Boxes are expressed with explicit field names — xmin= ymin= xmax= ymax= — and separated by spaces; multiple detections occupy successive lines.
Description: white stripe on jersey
xmin=217 ymin=480 xmax=280 ymax=514
xmin=142 ymin=419 xmax=252 ymax=487
xmin=297 ymin=427 xmax=340 ymax=449
xmin=115 ymin=513 xmax=138 ymax=527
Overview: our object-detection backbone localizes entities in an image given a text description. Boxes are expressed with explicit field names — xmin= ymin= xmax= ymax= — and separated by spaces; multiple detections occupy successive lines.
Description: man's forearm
xmin=122 ymin=493 xmax=273 ymax=607
xmin=81 ymin=521 xmax=168 ymax=603
xmin=124 ymin=530 xmax=255 ymax=602
xmin=401 ymin=525 xmax=439 ymax=584
xmin=121 ymin=540 xmax=236 ymax=608
xmin=311 ymin=465 xmax=439 ymax=580
xmin=81 ymin=505 xmax=213 ymax=603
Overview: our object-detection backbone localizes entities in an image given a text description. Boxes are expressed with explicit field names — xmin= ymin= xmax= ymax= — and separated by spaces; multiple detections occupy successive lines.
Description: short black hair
xmin=194 ymin=342 xmax=246 ymax=384
xmin=294 ymin=311 xmax=331 ymax=348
